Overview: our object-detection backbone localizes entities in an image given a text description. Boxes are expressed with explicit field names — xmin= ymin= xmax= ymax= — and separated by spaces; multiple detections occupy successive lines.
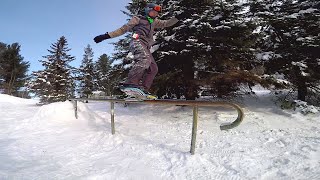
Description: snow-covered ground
xmin=0 ymin=90 xmax=319 ymax=180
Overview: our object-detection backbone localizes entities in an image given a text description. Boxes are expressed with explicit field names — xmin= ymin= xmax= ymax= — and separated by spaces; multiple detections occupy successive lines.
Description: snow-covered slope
xmin=0 ymin=93 xmax=319 ymax=179
xmin=0 ymin=94 xmax=37 ymax=104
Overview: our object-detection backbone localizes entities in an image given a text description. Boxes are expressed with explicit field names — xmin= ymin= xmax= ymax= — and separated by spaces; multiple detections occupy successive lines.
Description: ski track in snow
xmin=0 ymin=94 xmax=319 ymax=179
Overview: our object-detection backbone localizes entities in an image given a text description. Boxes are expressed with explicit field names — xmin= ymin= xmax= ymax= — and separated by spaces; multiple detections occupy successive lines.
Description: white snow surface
xmin=0 ymin=91 xmax=319 ymax=180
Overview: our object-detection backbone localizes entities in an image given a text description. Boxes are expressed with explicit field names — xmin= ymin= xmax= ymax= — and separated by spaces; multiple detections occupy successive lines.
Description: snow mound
xmin=0 ymin=94 xmax=38 ymax=105
xmin=33 ymin=101 xmax=76 ymax=123
xmin=32 ymin=101 xmax=107 ymax=128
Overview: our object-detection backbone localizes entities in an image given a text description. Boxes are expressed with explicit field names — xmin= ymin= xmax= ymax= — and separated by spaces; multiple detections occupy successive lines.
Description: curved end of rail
xmin=219 ymin=103 xmax=244 ymax=130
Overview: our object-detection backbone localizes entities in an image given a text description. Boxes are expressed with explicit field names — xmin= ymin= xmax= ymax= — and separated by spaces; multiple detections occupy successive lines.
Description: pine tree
xmin=153 ymin=0 xmax=266 ymax=99
xmin=28 ymin=36 xmax=75 ymax=104
xmin=200 ymin=0 xmax=266 ymax=97
xmin=78 ymin=45 xmax=95 ymax=98
xmin=111 ymin=37 xmax=132 ymax=85
xmin=0 ymin=42 xmax=30 ymax=95
xmin=95 ymin=54 xmax=115 ymax=96
xmin=254 ymin=0 xmax=320 ymax=103
xmin=0 ymin=42 xmax=7 ymax=92
xmin=124 ymin=0 xmax=149 ymax=15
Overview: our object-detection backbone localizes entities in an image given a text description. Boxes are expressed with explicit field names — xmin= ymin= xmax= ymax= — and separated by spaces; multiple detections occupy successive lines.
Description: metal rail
xmin=70 ymin=98 xmax=244 ymax=154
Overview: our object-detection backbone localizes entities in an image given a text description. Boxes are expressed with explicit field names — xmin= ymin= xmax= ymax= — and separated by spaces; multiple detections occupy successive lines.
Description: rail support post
xmin=190 ymin=105 xmax=199 ymax=155
xmin=74 ymin=100 xmax=78 ymax=119
xmin=111 ymin=102 xmax=115 ymax=135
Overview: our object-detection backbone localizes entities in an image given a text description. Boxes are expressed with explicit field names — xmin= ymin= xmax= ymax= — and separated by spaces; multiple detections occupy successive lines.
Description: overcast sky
xmin=0 ymin=0 xmax=131 ymax=73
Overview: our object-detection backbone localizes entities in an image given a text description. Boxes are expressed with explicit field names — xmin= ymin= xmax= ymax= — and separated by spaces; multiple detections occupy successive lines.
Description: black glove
xmin=175 ymin=11 xmax=189 ymax=20
xmin=94 ymin=33 xmax=111 ymax=43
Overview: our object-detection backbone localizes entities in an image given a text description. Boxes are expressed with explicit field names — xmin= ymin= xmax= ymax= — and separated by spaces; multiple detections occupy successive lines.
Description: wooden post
xmin=190 ymin=106 xmax=199 ymax=155
xmin=111 ymin=102 xmax=115 ymax=135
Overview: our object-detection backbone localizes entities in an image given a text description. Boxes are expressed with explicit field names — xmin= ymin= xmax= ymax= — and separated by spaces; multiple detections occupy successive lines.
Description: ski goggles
xmin=153 ymin=5 xmax=161 ymax=12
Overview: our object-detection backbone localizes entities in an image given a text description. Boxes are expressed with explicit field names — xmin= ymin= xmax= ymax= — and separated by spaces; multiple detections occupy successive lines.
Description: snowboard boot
xmin=119 ymin=84 xmax=157 ymax=100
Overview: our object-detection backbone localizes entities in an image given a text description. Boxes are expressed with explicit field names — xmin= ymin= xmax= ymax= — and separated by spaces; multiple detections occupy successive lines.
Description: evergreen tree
xmin=201 ymin=0 xmax=268 ymax=97
xmin=0 ymin=42 xmax=6 ymax=91
xmin=95 ymin=54 xmax=115 ymax=96
xmin=111 ymin=36 xmax=132 ymax=85
xmin=154 ymin=0 xmax=266 ymax=99
xmin=253 ymin=0 xmax=320 ymax=103
xmin=0 ymin=42 xmax=30 ymax=95
xmin=28 ymin=36 xmax=75 ymax=104
xmin=124 ymin=0 xmax=149 ymax=15
xmin=79 ymin=45 xmax=95 ymax=98
xmin=154 ymin=0 xmax=210 ymax=99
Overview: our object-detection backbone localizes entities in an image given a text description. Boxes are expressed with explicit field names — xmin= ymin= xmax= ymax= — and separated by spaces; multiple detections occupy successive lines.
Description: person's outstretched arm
xmin=154 ymin=11 xmax=190 ymax=29
xmin=94 ymin=16 xmax=140 ymax=43
xmin=153 ymin=17 xmax=179 ymax=29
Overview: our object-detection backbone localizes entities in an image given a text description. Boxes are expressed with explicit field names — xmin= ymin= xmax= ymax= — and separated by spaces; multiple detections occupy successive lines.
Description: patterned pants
xmin=126 ymin=39 xmax=158 ymax=91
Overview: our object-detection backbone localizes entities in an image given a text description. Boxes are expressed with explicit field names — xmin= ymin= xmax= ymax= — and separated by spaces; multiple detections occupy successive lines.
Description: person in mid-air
xmin=94 ymin=3 xmax=185 ymax=98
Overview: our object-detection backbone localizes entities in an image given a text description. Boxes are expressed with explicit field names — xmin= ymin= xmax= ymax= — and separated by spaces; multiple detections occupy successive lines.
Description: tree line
xmin=26 ymin=36 xmax=118 ymax=104
xmin=1 ymin=0 xmax=319 ymax=106
xmin=0 ymin=37 xmax=117 ymax=103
